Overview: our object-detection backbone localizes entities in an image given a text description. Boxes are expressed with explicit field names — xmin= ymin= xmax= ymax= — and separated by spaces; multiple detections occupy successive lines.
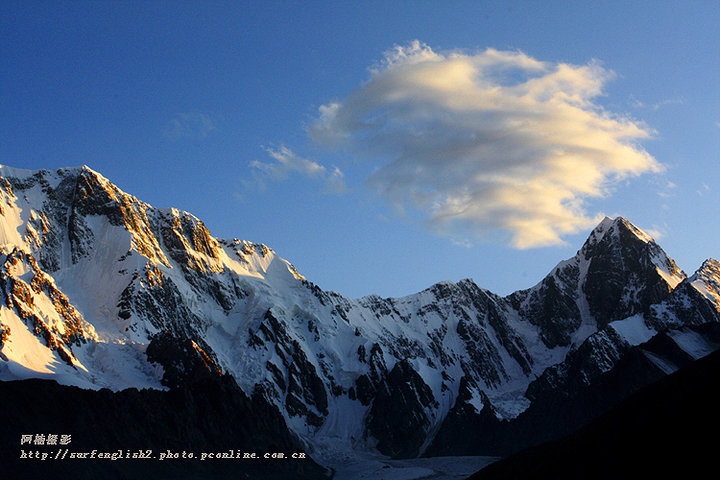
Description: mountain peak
xmin=614 ymin=217 xmax=656 ymax=243
xmin=574 ymin=215 xmax=687 ymax=329
xmin=2 ymin=163 xmax=719 ymax=473
xmin=0 ymin=164 xmax=87 ymax=178
xmin=697 ymin=258 xmax=720 ymax=274
xmin=688 ymin=259 xmax=720 ymax=306
xmin=78 ymin=164 xmax=110 ymax=181
xmin=581 ymin=216 xmax=656 ymax=255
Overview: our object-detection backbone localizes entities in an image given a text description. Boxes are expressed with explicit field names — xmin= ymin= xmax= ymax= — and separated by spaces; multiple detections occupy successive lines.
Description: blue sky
xmin=1 ymin=1 xmax=718 ymax=298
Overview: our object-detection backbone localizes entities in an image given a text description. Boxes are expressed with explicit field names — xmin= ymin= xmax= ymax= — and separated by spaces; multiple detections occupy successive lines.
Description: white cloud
xmin=250 ymin=146 xmax=347 ymax=193
xmin=163 ymin=112 xmax=215 ymax=141
xmin=697 ymin=182 xmax=711 ymax=196
xmin=451 ymin=238 xmax=474 ymax=249
xmin=657 ymin=180 xmax=677 ymax=198
xmin=325 ymin=166 xmax=348 ymax=193
xmin=650 ymin=98 xmax=683 ymax=110
xmin=646 ymin=226 xmax=666 ymax=241
xmin=310 ymin=41 xmax=662 ymax=248
xmin=629 ymin=95 xmax=683 ymax=111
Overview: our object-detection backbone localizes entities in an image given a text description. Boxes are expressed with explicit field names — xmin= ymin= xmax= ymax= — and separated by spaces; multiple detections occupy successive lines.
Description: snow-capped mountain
xmin=1 ymin=165 xmax=719 ymax=465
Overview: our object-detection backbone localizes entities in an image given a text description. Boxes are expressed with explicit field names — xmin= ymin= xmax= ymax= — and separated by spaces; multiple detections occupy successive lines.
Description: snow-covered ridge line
xmin=1 ymin=165 xmax=718 ymax=461
xmin=689 ymin=259 xmax=720 ymax=306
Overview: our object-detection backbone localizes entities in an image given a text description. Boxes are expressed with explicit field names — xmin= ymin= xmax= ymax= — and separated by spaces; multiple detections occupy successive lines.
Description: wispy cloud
xmin=697 ymin=182 xmax=711 ymax=196
xmin=310 ymin=41 xmax=662 ymax=248
xmin=451 ymin=238 xmax=474 ymax=249
xmin=646 ymin=226 xmax=666 ymax=241
xmin=657 ymin=180 xmax=677 ymax=199
xmin=163 ymin=112 xmax=215 ymax=141
xmin=249 ymin=146 xmax=347 ymax=193
xmin=629 ymin=95 xmax=683 ymax=111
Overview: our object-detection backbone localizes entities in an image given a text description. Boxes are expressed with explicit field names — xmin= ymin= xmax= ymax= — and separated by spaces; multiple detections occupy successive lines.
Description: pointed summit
xmin=580 ymin=216 xmax=685 ymax=327
xmin=581 ymin=216 xmax=656 ymax=255
xmin=688 ymin=259 xmax=720 ymax=307
xmin=590 ymin=215 xmax=615 ymax=235
xmin=507 ymin=216 xmax=686 ymax=347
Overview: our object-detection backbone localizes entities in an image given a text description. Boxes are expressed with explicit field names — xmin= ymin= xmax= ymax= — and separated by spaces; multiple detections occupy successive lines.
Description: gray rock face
xmin=366 ymin=358 xmax=438 ymax=458
xmin=581 ymin=217 xmax=685 ymax=328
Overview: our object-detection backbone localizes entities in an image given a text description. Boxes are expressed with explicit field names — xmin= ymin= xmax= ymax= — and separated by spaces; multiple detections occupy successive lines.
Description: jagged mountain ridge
xmin=467 ymin=339 xmax=720 ymax=480
xmin=1 ymin=165 xmax=718 ymax=462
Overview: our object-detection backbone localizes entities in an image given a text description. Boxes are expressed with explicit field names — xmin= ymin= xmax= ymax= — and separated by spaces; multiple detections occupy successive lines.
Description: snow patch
xmin=610 ymin=315 xmax=655 ymax=346
xmin=669 ymin=329 xmax=718 ymax=360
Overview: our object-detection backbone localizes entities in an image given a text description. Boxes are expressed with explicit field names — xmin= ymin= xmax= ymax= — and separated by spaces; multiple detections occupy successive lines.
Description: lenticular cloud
xmin=310 ymin=41 xmax=661 ymax=248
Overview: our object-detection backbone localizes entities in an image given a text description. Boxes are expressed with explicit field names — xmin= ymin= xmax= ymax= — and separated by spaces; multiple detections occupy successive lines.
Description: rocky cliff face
xmin=1 ymin=165 xmax=718 ymax=464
